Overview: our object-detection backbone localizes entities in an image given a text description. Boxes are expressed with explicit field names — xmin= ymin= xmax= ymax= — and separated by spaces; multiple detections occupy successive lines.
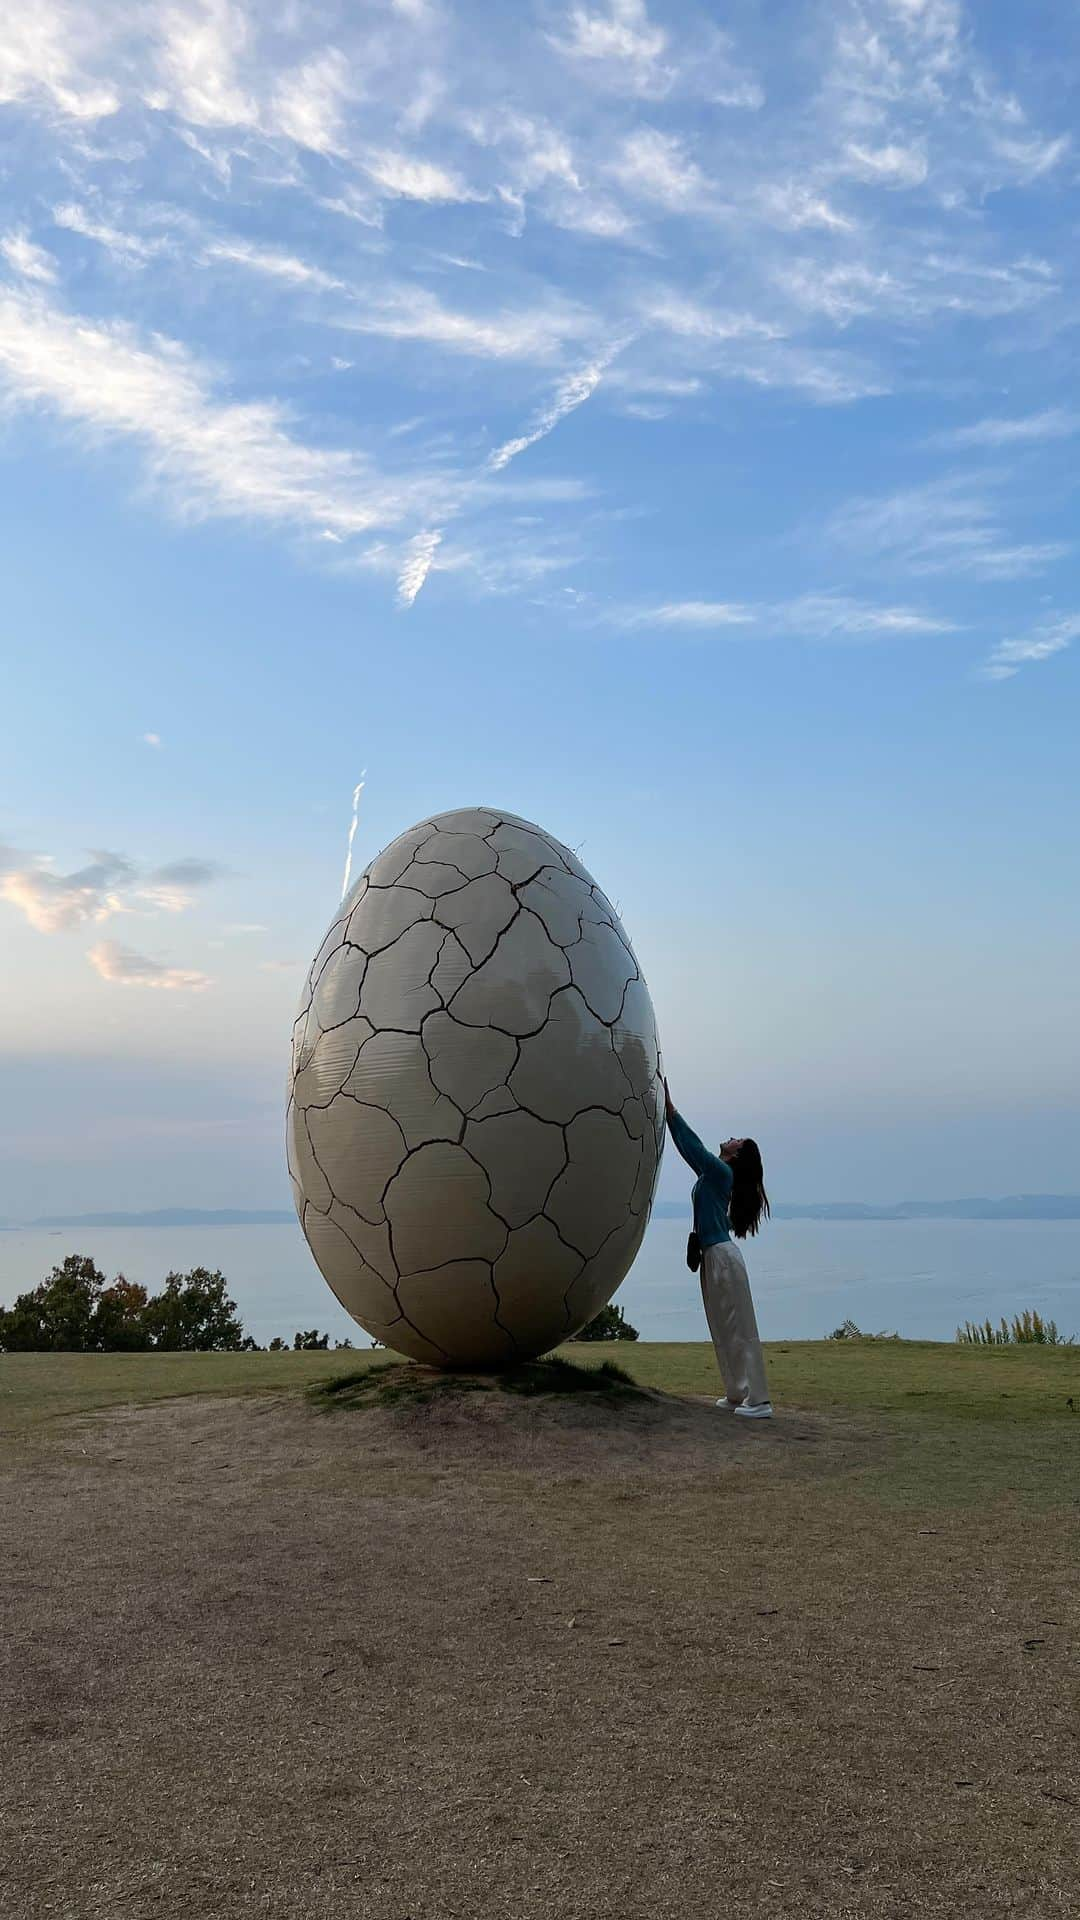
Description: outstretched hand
xmin=663 ymin=1075 xmax=675 ymax=1122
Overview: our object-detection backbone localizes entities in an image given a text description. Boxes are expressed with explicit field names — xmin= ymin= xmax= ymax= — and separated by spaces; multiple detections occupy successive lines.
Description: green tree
xmin=574 ymin=1302 xmax=639 ymax=1342
xmin=293 ymin=1328 xmax=330 ymax=1350
xmin=141 ymin=1269 xmax=245 ymax=1351
xmin=0 ymin=1254 xmax=107 ymax=1352
xmin=268 ymin=1335 xmax=290 ymax=1352
xmin=94 ymin=1277 xmax=152 ymax=1351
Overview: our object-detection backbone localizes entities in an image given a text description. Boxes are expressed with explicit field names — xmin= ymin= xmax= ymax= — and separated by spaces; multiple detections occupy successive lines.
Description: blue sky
xmin=1 ymin=0 xmax=1078 ymax=1218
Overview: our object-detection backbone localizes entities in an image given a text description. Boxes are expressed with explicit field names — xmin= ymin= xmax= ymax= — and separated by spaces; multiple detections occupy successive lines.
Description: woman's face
xmin=719 ymin=1137 xmax=746 ymax=1162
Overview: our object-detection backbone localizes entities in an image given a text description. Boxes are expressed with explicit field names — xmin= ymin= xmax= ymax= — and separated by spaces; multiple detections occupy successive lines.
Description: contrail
xmin=341 ymin=772 xmax=367 ymax=900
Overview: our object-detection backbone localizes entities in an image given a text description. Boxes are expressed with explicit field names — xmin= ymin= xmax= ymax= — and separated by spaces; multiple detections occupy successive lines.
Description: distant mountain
xmin=12 ymin=1208 xmax=297 ymax=1230
xmin=653 ymin=1195 xmax=1080 ymax=1222
xmin=3 ymin=1197 xmax=1078 ymax=1232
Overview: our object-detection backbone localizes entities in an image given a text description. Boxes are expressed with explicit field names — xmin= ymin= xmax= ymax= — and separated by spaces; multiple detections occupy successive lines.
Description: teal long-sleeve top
xmin=667 ymin=1107 xmax=733 ymax=1248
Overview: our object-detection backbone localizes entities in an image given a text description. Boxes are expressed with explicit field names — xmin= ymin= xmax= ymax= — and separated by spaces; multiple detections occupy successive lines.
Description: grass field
xmin=3 ymin=1340 xmax=1079 ymax=1918
xmin=4 ymin=1334 xmax=1078 ymax=1437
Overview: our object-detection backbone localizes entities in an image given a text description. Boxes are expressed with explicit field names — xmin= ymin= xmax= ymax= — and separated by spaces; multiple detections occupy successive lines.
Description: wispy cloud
xmin=989 ymin=132 xmax=1070 ymax=182
xmin=201 ymin=237 xmax=345 ymax=292
xmin=54 ymin=202 xmax=161 ymax=264
xmin=269 ymin=48 xmax=351 ymax=153
xmin=827 ymin=475 xmax=1070 ymax=580
xmin=840 ymin=142 xmax=928 ymax=188
xmin=620 ymin=594 xmax=954 ymax=636
xmin=396 ymin=528 xmax=442 ymax=606
xmin=87 ymin=939 xmax=212 ymax=990
xmin=771 ymin=595 xmax=957 ymax=638
xmin=609 ymin=128 xmax=710 ymax=208
xmin=1 ymin=231 xmax=57 ymax=282
xmin=363 ymin=149 xmax=480 ymax=203
xmin=151 ymin=0 xmax=257 ymax=133
xmin=631 ymin=601 xmax=754 ymax=628
xmin=0 ymin=287 xmax=440 ymax=540
xmin=488 ymin=347 xmax=623 ymax=470
xmin=758 ymin=184 xmax=855 ymax=232
xmin=0 ymin=6 xmax=120 ymax=122
xmin=142 ymin=731 xmax=162 ymax=747
xmin=981 ymin=614 xmax=1080 ymax=682
xmin=550 ymin=0 xmax=671 ymax=96
xmin=927 ymin=409 xmax=1080 ymax=450
xmin=343 ymin=283 xmax=594 ymax=361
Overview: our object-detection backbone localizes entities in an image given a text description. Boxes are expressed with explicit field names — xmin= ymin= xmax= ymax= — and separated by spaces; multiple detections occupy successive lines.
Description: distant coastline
xmin=3 ymin=1197 xmax=1080 ymax=1229
xmin=654 ymin=1195 xmax=1080 ymax=1223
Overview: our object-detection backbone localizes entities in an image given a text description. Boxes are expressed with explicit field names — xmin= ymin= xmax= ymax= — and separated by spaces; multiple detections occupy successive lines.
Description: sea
xmin=3 ymin=1215 xmax=1079 ymax=1348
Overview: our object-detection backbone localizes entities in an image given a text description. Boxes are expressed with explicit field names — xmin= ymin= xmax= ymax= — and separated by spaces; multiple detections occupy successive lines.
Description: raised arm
xmin=664 ymin=1080 xmax=729 ymax=1182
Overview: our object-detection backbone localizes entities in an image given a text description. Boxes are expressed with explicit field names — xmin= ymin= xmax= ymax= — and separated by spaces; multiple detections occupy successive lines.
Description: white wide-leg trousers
xmin=699 ymin=1240 xmax=770 ymax=1408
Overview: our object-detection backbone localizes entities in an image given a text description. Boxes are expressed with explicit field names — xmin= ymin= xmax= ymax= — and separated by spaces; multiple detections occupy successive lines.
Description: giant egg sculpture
xmin=287 ymin=808 xmax=664 ymax=1365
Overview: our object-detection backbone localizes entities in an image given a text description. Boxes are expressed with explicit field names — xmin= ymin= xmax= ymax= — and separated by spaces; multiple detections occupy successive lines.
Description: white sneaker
xmin=734 ymin=1401 xmax=774 ymax=1420
xmin=715 ymin=1397 xmax=737 ymax=1410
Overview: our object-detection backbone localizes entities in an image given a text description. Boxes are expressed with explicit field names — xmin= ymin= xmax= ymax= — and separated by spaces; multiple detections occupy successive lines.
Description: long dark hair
xmin=728 ymin=1139 xmax=769 ymax=1239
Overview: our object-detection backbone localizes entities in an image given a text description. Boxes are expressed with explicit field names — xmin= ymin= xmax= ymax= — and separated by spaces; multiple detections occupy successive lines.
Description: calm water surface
xmin=3 ymin=1216 xmax=1079 ymax=1348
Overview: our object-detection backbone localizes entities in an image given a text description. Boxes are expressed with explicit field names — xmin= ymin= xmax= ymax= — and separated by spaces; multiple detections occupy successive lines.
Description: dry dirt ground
xmin=2 ymin=1385 xmax=1078 ymax=1919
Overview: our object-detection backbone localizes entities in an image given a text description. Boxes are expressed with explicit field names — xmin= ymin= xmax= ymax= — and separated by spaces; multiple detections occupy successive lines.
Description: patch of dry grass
xmin=2 ymin=1384 xmax=1077 ymax=1919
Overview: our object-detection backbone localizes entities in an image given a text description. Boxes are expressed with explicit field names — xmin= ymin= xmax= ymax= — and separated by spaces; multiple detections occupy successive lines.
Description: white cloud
xmin=759 ymin=185 xmax=855 ymax=232
xmin=364 ymin=150 xmax=480 ymax=204
xmin=772 ymin=594 xmax=957 ymax=637
xmin=547 ymin=196 xmax=638 ymax=241
xmin=53 ymin=203 xmax=160 ymax=265
xmin=928 ymin=409 xmax=1080 ymax=449
xmin=550 ymin=0 xmax=671 ymax=96
xmin=609 ymin=129 xmax=710 ymax=209
xmin=396 ymin=528 xmax=442 ymax=606
xmin=777 ymin=260 xmax=902 ymax=323
xmin=201 ymin=238 xmax=344 ymax=292
xmin=636 ymin=297 xmax=879 ymax=404
xmin=0 ymin=845 xmax=222 ymax=932
xmin=269 ymin=49 xmax=350 ymax=153
xmin=0 ymin=849 xmax=134 ymax=933
xmin=88 ymin=939 xmax=212 ymax=990
xmin=982 ymin=614 xmax=1080 ymax=681
xmin=152 ymin=0 xmax=256 ymax=130
xmin=622 ymin=594 xmax=953 ymax=636
xmin=1 ymin=232 xmax=58 ymax=283
xmin=488 ymin=348 xmax=621 ymax=471
xmin=0 ymin=287 xmax=432 ymax=539
xmin=0 ymin=5 xmax=120 ymax=121
xmin=142 ymin=732 xmax=162 ymax=747
xmin=780 ymin=249 xmax=1054 ymax=326
xmin=732 ymin=343 xmax=886 ymax=404
xmin=641 ymin=293 xmax=780 ymax=343
xmin=990 ymin=133 xmax=1070 ymax=182
xmin=636 ymin=602 xmax=754 ymax=628
xmin=842 ymin=142 xmax=929 ymax=188
xmin=828 ymin=475 xmax=1069 ymax=579
xmin=344 ymin=284 xmax=592 ymax=361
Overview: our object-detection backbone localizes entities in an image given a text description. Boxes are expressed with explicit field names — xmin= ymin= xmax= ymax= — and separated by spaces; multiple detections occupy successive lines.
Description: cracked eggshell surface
xmin=287 ymin=808 xmax=664 ymax=1367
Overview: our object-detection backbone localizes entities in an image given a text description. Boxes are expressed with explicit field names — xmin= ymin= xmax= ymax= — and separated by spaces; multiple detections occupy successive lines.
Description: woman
xmin=664 ymin=1078 xmax=773 ymax=1418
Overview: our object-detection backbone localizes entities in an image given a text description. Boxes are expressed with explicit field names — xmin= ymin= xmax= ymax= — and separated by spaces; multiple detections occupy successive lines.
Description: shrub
xmin=573 ymin=1303 xmax=640 ymax=1342
xmin=956 ymin=1310 xmax=1075 ymax=1347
